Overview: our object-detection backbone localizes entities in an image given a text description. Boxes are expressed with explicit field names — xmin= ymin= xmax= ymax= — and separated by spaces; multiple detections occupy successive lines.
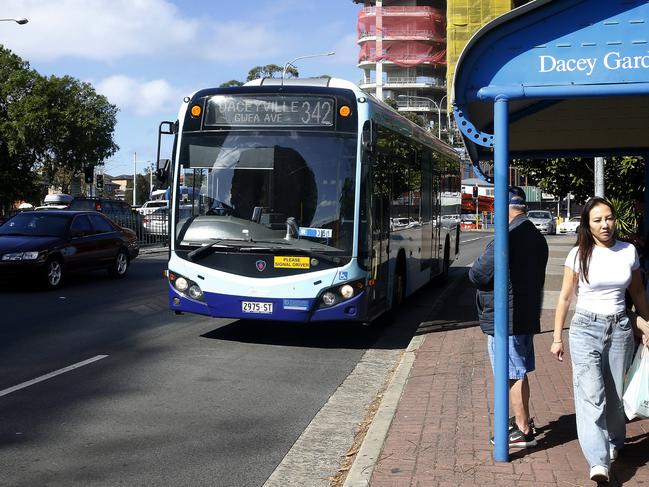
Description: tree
xmin=135 ymin=173 xmax=150 ymax=205
xmin=0 ymin=46 xmax=119 ymax=211
xmin=246 ymin=64 xmax=298 ymax=81
xmin=0 ymin=47 xmax=42 ymax=210
xmin=220 ymin=80 xmax=244 ymax=87
xmin=511 ymin=156 xmax=645 ymax=204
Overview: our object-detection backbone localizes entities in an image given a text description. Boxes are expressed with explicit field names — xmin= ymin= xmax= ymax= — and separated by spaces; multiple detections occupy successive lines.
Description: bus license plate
xmin=241 ymin=301 xmax=273 ymax=314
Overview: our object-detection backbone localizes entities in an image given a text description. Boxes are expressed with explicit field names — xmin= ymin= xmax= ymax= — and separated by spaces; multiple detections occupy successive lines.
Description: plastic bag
xmin=623 ymin=344 xmax=649 ymax=420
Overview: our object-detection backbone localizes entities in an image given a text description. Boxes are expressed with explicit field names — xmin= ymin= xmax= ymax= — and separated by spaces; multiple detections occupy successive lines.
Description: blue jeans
xmin=569 ymin=308 xmax=634 ymax=468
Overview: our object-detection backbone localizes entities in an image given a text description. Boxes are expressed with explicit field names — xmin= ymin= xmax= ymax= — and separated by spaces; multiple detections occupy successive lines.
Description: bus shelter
xmin=452 ymin=0 xmax=649 ymax=461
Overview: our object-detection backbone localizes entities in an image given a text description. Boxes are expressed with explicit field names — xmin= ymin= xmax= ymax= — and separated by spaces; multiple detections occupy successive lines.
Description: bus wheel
xmin=392 ymin=252 xmax=407 ymax=309
xmin=435 ymin=240 xmax=450 ymax=286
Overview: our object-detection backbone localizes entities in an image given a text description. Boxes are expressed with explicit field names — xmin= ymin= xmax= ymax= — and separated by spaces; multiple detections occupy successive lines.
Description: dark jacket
xmin=468 ymin=214 xmax=549 ymax=336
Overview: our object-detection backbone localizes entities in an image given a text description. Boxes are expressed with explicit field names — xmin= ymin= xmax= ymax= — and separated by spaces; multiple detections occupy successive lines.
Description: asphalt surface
xmin=0 ymin=232 xmax=494 ymax=486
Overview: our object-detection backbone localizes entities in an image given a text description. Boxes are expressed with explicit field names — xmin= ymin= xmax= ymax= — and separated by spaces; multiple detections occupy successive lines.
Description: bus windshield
xmin=175 ymin=130 xmax=357 ymax=258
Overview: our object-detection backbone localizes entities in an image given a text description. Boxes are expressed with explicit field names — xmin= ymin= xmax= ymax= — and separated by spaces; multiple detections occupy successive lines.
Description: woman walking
xmin=551 ymin=197 xmax=649 ymax=483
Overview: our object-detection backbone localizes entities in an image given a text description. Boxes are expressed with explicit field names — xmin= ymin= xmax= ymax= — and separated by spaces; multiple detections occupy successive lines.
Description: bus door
xmin=420 ymin=150 xmax=433 ymax=270
xmin=431 ymin=156 xmax=443 ymax=275
xmin=367 ymin=153 xmax=391 ymax=316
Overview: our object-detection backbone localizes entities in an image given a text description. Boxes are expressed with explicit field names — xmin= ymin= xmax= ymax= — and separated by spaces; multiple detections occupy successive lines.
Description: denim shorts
xmin=487 ymin=334 xmax=535 ymax=380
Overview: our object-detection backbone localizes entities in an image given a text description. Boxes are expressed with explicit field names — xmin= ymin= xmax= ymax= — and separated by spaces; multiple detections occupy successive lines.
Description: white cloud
xmin=1 ymin=0 xmax=198 ymax=61
xmin=96 ymin=75 xmax=182 ymax=116
xmin=200 ymin=21 xmax=290 ymax=62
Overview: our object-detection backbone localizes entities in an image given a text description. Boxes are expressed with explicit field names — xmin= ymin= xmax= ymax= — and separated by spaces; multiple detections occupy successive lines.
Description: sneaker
xmin=508 ymin=425 xmax=537 ymax=448
xmin=490 ymin=425 xmax=537 ymax=448
xmin=590 ymin=465 xmax=609 ymax=482
xmin=509 ymin=416 xmax=537 ymax=434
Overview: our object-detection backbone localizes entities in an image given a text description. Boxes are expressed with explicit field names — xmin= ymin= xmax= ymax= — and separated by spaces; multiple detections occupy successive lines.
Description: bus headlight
xmin=188 ymin=284 xmax=203 ymax=300
xmin=318 ymin=280 xmax=365 ymax=308
xmin=322 ymin=292 xmax=337 ymax=306
xmin=174 ymin=277 xmax=189 ymax=292
xmin=168 ymin=271 xmax=205 ymax=302
xmin=339 ymin=284 xmax=354 ymax=299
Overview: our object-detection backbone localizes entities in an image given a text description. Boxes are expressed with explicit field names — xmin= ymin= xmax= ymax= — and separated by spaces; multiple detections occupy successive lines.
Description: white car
xmin=142 ymin=207 xmax=168 ymax=236
xmin=138 ymin=200 xmax=168 ymax=215
xmin=390 ymin=217 xmax=419 ymax=231
xmin=558 ymin=216 xmax=580 ymax=234
xmin=527 ymin=210 xmax=556 ymax=235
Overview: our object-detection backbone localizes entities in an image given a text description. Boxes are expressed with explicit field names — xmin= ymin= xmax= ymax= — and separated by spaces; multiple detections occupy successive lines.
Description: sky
xmin=1 ymin=0 xmax=363 ymax=177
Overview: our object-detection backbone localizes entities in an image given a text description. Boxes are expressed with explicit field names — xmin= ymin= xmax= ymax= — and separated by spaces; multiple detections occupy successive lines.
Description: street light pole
xmin=133 ymin=152 xmax=137 ymax=206
xmin=398 ymin=94 xmax=447 ymax=139
xmin=0 ymin=17 xmax=28 ymax=25
xmin=149 ymin=162 xmax=154 ymax=197
xmin=281 ymin=52 xmax=335 ymax=85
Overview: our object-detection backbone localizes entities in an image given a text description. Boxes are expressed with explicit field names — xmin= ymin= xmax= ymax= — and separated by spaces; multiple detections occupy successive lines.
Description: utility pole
xmin=594 ymin=157 xmax=605 ymax=197
xmin=133 ymin=152 xmax=137 ymax=206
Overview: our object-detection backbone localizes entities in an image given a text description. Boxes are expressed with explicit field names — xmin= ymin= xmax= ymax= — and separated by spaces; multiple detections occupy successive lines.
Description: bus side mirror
xmin=156 ymin=159 xmax=170 ymax=185
xmin=361 ymin=120 xmax=376 ymax=163
xmin=160 ymin=121 xmax=175 ymax=135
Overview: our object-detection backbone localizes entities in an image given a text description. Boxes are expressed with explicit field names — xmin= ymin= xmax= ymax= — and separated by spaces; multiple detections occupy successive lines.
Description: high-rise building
xmin=354 ymin=0 xmax=448 ymax=136
xmin=353 ymin=0 xmax=529 ymax=148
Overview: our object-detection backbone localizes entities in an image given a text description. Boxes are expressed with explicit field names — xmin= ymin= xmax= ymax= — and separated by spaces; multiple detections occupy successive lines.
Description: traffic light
xmin=96 ymin=174 xmax=104 ymax=189
xmin=472 ymin=186 xmax=479 ymax=198
xmin=84 ymin=166 xmax=94 ymax=184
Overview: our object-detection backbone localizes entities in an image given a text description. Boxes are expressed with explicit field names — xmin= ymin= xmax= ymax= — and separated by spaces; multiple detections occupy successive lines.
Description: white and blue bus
xmin=157 ymin=78 xmax=461 ymax=323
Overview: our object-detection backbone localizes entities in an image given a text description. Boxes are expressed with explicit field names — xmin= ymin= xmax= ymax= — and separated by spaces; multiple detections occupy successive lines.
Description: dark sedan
xmin=0 ymin=210 xmax=139 ymax=289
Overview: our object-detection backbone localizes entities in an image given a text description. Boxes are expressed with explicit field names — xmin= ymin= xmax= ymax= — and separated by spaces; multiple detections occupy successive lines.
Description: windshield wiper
xmin=187 ymin=238 xmax=252 ymax=261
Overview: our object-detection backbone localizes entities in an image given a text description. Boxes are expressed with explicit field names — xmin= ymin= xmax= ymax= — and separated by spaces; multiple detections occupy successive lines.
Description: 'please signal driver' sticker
xmin=274 ymin=256 xmax=310 ymax=269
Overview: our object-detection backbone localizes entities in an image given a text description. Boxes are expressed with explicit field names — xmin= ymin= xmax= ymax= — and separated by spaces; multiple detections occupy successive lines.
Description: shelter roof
xmin=452 ymin=0 xmax=649 ymax=175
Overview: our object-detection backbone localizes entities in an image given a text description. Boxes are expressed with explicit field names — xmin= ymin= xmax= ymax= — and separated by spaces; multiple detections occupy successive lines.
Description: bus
xmin=157 ymin=77 xmax=461 ymax=323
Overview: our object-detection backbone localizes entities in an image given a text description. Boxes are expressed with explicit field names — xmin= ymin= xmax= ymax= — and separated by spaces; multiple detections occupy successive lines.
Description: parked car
xmin=67 ymin=197 xmax=141 ymax=235
xmin=138 ymin=199 xmax=169 ymax=215
xmin=142 ymin=206 xmax=193 ymax=237
xmin=390 ymin=217 xmax=419 ymax=231
xmin=440 ymin=214 xmax=459 ymax=226
xmin=527 ymin=210 xmax=556 ymax=234
xmin=558 ymin=216 xmax=580 ymax=234
xmin=43 ymin=193 xmax=73 ymax=207
xmin=0 ymin=210 xmax=139 ymax=289
xmin=142 ymin=207 xmax=168 ymax=236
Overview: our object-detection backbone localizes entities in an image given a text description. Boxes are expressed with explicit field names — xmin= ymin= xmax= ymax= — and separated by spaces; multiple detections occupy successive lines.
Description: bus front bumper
xmin=168 ymin=285 xmax=368 ymax=322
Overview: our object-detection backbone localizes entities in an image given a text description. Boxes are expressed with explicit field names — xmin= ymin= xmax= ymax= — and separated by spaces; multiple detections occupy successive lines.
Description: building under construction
xmin=353 ymin=0 xmax=529 ymax=143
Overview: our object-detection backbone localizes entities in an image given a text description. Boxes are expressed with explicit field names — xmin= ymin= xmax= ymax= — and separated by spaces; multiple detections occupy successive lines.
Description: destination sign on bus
xmin=204 ymin=95 xmax=335 ymax=127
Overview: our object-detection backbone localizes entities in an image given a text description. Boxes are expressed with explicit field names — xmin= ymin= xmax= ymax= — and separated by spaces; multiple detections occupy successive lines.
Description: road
xmin=0 ymin=231 xmax=494 ymax=487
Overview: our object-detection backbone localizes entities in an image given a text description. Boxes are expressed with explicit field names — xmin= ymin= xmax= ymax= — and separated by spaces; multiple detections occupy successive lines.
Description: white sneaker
xmin=590 ymin=465 xmax=609 ymax=482
xmin=610 ymin=446 xmax=618 ymax=462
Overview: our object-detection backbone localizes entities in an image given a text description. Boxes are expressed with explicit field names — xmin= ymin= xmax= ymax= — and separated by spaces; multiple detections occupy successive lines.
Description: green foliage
xmin=609 ymin=197 xmax=638 ymax=239
xmin=511 ymin=156 xmax=645 ymax=204
xmin=135 ymin=173 xmax=150 ymax=206
xmin=246 ymin=64 xmax=298 ymax=81
xmin=0 ymin=46 xmax=118 ymax=211
xmin=383 ymin=97 xmax=427 ymax=128
xmin=220 ymin=80 xmax=244 ymax=87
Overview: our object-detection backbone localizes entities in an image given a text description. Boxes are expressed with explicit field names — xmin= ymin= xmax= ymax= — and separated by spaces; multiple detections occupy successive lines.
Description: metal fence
xmin=0 ymin=209 xmax=169 ymax=249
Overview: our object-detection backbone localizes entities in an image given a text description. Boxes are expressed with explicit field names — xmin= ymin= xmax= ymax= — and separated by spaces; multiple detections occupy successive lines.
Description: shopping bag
xmin=623 ymin=344 xmax=649 ymax=420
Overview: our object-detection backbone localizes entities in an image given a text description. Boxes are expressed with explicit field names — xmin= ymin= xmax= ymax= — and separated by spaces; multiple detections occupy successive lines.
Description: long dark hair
xmin=574 ymin=197 xmax=615 ymax=283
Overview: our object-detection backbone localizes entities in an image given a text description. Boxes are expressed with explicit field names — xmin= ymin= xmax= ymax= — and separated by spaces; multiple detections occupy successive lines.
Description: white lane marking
xmin=462 ymin=236 xmax=489 ymax=244
xmin=0 ymin=355 xmax=108 ymax=398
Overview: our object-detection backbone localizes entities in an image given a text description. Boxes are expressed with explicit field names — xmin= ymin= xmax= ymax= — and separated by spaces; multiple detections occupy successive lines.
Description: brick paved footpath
xmin=369 ymin=236 xmax=649 ymax=487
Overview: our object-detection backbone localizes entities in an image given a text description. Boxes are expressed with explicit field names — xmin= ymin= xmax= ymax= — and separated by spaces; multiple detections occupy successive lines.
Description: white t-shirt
xmin=565 ymin=240 xmax=639 ymax=314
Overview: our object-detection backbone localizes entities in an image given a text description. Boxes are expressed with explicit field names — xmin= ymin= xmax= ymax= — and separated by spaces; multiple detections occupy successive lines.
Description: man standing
xmin=469 ymin=186 xmax=549 ymax=448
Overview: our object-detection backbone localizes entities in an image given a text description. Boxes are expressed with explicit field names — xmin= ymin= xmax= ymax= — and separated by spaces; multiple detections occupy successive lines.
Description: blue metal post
xmin=493 ymin=95 xmax=510 ymax=462
xmin=645 ymin=153 xmax=649 ymax=274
